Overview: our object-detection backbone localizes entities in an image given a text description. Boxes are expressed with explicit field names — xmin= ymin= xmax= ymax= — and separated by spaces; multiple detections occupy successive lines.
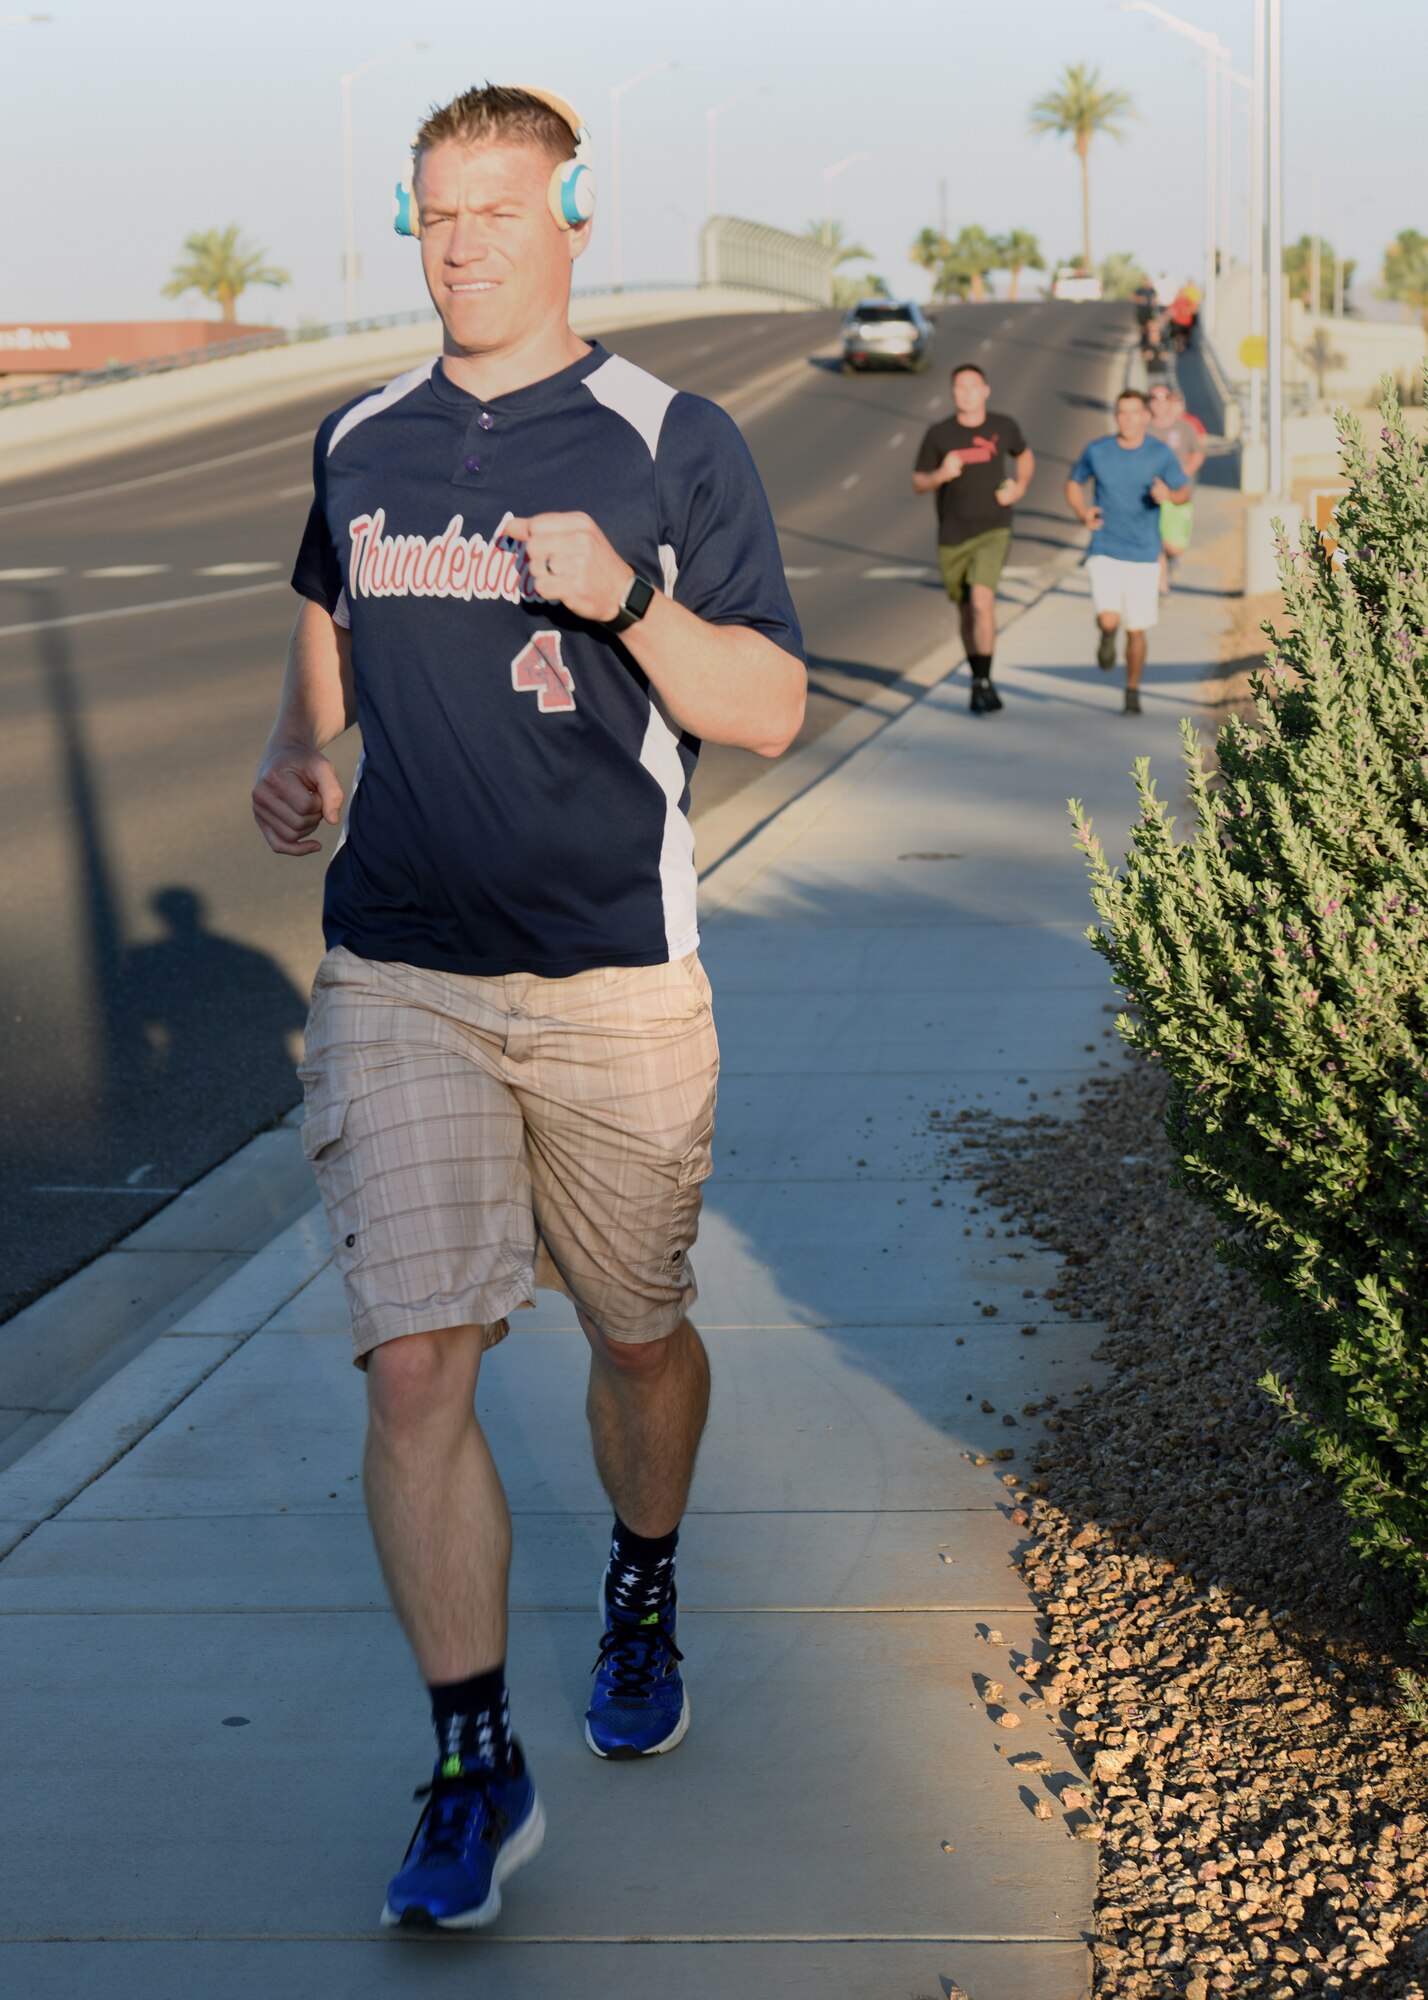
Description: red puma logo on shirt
xmin=952 ymin=431 xmax=1001 ymax=466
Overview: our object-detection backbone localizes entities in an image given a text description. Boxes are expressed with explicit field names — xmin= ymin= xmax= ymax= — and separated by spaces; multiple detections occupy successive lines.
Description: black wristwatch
xmin=607 ymin=571 xmax=655 ymax=633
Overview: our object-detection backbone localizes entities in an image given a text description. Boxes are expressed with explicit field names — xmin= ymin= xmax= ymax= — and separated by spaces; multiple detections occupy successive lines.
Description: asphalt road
xmin=0 ymin=298 xmax=1131 ymax=1321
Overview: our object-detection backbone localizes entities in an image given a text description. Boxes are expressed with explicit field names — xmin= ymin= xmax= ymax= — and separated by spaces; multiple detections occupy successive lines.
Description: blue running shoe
xmin=380 ymin=1745 xmax=545 ymax=1929
xmin=585 ymin=1572 xmax=690 ymax=1759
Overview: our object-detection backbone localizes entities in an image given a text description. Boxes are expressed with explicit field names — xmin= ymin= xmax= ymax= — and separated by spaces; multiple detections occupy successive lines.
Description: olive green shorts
xmin=938 ymin=528 xmax=1013 ymax=602
xmin=1159 ymin=499 xmax=1195 ymax=552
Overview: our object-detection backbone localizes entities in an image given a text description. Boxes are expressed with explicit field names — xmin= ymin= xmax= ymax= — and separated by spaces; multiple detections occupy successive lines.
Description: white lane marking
xmin=887 ymin=431 xmax=907 ymax=448
xmin=980 ymin=338 xmax=993 ymax=350
xmin=840 ymin=473 xmax=860 ymax=489
xmin=0 ymin=577 xmax=287 ymax=639
xmin=1001 ymin=317 xmax=1016 ymax=329
xmin=33 ymin=1185 xmax=178 ymax=1195
xmin=783 ymin=565 xmax=822 ymax=579
xmin=0 ymin=428 xmax=316 ymax=519
xmin=195 ymin=560 xmax=284 ymax=576
xmin=0 ymin=566 xmax=64 ymax=579
xmin=691 ymin=342 xmax=715 ymax=357
xmin=278 ymin=483 xmax=311 ymax=500
xmin=83 ymin=563 xmax=171 ymax=578
xmin=863 ymin=565 xmax=931 ymax=580
xmin=925 ymin=395 xmax=941 ymax=410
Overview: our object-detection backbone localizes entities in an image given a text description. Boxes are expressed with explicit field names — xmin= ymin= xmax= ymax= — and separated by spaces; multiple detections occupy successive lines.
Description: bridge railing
xmin=699 ymin=217 xmax=838 ymax=310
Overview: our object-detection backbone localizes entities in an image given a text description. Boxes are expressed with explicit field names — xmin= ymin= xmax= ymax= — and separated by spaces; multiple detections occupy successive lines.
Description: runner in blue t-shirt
xmin=251 ymin=84 xmax=806 ymax=1932
xmin=1064 ymin=389 xmax=1189 ymax=714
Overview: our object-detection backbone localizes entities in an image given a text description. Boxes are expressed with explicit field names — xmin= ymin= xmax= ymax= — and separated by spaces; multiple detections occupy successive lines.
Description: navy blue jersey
xmin=291 ymin=340 xmax=802 ymax=977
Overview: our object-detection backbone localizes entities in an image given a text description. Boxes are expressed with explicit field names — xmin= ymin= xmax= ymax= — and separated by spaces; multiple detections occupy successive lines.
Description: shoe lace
xmin=593 ymin=1616 xmax=684 ymax=1699
xmin=408 ymin=1766 xmax=502 ymax=1865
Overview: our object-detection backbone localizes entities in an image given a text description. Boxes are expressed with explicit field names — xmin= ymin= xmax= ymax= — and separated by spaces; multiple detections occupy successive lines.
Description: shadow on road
xmin=0 ymin=582 xmax=308 ymax=1320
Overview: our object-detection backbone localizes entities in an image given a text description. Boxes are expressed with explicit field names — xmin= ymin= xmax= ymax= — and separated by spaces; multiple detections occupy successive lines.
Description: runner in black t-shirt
xmin=912 ymin=363 xmax=1034 ymax=714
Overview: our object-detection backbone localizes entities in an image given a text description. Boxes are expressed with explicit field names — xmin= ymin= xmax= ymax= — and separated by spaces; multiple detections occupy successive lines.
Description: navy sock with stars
xmin=427 ymin=1665 xmax=513 ymax=1776
xmin=606 ymin=1516 xmax=678 ymax=1624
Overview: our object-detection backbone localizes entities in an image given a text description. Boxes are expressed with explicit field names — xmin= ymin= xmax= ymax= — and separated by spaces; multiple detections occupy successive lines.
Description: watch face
xmin=626 ymin=575 xmax=654 ymax=617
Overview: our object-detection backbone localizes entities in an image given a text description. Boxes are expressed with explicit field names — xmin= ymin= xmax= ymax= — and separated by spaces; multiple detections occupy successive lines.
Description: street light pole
xmin=341 ymin=40 xmax=425 ymax=325
xmin=1267 ymin=0 xmax=1284 ymax=498
xmin=820 ymin=150 xmax=871 ymax=251
xmin=1114 ymin=2 xmax=1228 ymax=331
xmin=1247 ymin=0 xmax=1266 ymax=477
xmin=609 ymin=61 xmax=676 ymax=293
xmin=705 ymin=86 xmax=765 ymax=219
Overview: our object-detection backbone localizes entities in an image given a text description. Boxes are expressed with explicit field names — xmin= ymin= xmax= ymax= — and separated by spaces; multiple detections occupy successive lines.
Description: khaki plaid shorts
xmin=297 ymin=946 xmax=719 ymax=1365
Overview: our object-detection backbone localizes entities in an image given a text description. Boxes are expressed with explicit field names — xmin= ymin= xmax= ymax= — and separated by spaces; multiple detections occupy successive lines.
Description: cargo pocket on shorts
xmin=301 ymin=1092 xmax=368 ymax=1277
xmin=663 ymin=1123 xmax=714 ymax=1282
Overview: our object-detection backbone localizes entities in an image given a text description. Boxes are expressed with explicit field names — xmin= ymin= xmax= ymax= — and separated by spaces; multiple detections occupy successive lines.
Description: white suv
xmin=1051 ymin=267 xmax=1103 ymax=302
xmin=841 ymin=300 xmax=931 ymax=373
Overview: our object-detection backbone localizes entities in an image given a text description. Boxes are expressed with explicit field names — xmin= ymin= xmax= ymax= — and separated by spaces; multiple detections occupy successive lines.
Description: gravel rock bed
xmin=935 ymin=1060 xmax=1428 ymax=1997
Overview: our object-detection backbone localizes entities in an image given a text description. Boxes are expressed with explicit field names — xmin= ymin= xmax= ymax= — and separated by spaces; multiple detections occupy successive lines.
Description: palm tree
xmin=945 ymin=225 xmax=1000 ymax=303
xmin=1097 ymin=251 xmax=1148 ymax=301
xmin=997 ymin=229 xmax=1045 ymax=301
xmin=1380 ymin=228 xmax=1428 ymax=335
xmin=910 ymin=225 xmax=954 ymax=304
xmin=1028 ymin=62 xmax=1134 ymax=270
xmin=162 ymin=225 xmax=290 ymax=325
xmin=803 ymin=218 xmax=872 ymax=263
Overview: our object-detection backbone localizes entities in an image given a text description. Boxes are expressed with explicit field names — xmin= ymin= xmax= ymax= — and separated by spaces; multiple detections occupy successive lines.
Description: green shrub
xmin=1072 ymin=379 xmax=1428 ymax=1644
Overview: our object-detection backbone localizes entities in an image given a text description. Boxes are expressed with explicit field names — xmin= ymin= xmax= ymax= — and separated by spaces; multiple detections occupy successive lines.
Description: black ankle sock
xmin=428 ymin=1665 xmax=513 ymax=1775
xmin=967 ymin=652 xmax=992 ymax=681
xmin=607 ymin=1516 xmax=678 ymax=1622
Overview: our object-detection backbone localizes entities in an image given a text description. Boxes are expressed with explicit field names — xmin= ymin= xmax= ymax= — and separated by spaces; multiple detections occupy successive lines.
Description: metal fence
xmin=0 ymin=265 xmax=827 ymax=413
xmin=699 ymin=217 xmax=838 ymax=310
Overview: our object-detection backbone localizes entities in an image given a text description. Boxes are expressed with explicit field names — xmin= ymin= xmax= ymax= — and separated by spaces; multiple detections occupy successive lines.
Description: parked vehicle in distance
xmin=1050 ymin=267 xmax=1104 ymax=302
xmin=841 ymin=299 xmax=931 ymax=372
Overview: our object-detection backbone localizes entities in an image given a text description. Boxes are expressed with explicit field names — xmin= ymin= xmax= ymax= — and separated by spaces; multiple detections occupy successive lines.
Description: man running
xmin=1147 ymin=382 xmax=1206 ymax=593
xmin=1064 ymin=388 xmax=1189 ymax=714
xmin=251 ymin=83 xmax=805 ymax=1931
xmin=912 ymin=362 xmax=1034 ymax=714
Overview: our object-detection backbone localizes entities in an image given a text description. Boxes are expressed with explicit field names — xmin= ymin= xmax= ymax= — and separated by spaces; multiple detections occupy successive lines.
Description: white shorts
xmin=1087 ymin=555 xmax=1160 ymax=632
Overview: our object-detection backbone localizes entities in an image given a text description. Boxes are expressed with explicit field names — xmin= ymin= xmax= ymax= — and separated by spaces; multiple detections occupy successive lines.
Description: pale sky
xmin=3 ymin=0 xmax=1415 ymax=329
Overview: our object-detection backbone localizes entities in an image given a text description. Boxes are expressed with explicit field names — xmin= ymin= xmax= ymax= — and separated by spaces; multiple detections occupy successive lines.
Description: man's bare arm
xmin=251 ymin=598 xmax=356 ymax=855
xmin=1064 ymin=477 xmax=1104 ymax=531
xmin=912 ymin=448 xmax=962 ymax=495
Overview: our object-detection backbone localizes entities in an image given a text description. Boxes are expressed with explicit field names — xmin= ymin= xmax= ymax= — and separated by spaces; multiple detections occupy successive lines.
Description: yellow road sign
xmin=1238 ymin=333 xmax=1268 ymax=370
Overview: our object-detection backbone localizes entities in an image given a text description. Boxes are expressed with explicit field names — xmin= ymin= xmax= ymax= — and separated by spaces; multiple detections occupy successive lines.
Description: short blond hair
xmin=414 ymin=84 xmax=575 ymax=168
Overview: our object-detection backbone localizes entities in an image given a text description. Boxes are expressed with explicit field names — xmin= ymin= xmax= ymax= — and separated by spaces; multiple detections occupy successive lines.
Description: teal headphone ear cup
xmin=393 ymin=176 xmax=420 ymax=239
xmin=556 ymin=161 xmax=595 ymax=227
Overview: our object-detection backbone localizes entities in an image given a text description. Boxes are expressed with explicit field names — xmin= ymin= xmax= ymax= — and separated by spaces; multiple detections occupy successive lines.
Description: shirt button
xmin=477 ymin=412 xmax=495 ymax=430
xmin=464 ymin=455 xmax=481 ymax=473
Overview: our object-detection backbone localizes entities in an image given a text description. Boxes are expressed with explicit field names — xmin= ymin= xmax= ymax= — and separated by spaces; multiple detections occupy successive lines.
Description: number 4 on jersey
xmin=511 ymin=631 xmax=576 ymax=713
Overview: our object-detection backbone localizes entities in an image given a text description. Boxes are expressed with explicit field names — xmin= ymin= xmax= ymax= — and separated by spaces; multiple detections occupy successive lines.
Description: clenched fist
xmin=252 ymin=745 xmax=344 ymax=856
xmin=506 ymin=511 xmax=634 ymax=624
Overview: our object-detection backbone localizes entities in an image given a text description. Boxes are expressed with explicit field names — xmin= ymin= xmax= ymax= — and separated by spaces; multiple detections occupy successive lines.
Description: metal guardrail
xmin=0 ymin=275 xmax=821 ymax=413
xmin=699 ymin=218 xmax=838 ymax=310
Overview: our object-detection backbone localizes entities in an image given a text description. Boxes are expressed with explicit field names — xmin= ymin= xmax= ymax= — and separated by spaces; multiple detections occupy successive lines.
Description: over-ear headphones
xmin=393 ymin=87 xmax=596 ymax=239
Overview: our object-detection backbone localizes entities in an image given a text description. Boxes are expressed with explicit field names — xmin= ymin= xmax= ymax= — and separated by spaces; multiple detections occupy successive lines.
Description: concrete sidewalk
xmin=0 ymin=516 xmax=1232 ymax=1999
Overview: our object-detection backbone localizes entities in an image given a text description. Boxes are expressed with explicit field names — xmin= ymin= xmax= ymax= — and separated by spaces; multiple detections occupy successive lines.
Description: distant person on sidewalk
xmin=1169 ymin=282 xmax=1199 ymax=352
xmin=1147 ymin=382 xmax=1206 ymax=593
xmin=912 ymin=362 xmax=1035 ymax=715
xmin=251 ymin=83 xmax=805 ymax=1934
xmin=1064 ymin=388 xmax=1189 ymax=714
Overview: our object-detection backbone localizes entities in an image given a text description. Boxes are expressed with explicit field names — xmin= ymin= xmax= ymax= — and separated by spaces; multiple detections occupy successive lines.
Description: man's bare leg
xmin=1126 ymin=628 xmax=1148 ymax=690
xmin=363 ymin=1325 xmax=510 ymax=1680
xmin=581 ymin=1314 xmax=710 ymax=1535
xmin=1097 ymin=609 xmax=1120 ymax=671
xmin=967 ymin=582 xmax=997 ymax=657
